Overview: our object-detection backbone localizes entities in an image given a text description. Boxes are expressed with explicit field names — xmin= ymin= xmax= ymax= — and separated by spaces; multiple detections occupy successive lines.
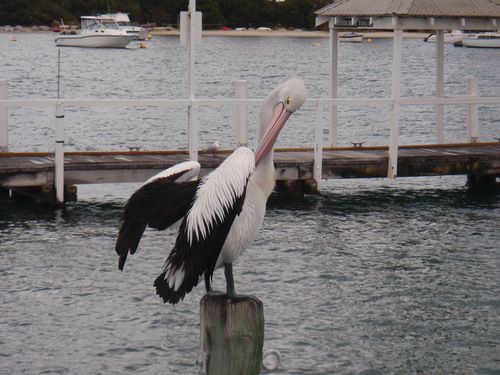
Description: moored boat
xmin=424 ymin=30 xmax=469 ymax=43
xmin=55 ymin=16 xmax=134 ymax=48
xmin=461 ymin=32 xmax=500 ymax=48
xmin=339 ymin=32 xmax=363 ymax=42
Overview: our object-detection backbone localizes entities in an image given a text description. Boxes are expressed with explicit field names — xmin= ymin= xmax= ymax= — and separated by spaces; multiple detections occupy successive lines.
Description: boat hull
xmin=55 ymin=34 xmax=133 ymax=48
xmin=339 ymin=36 xmax=363 ymax=42
xmin=424 ymin=31 xmax=468 ymax=43
xmin=462 ymin=38 xmax=500 ymax=48
xmin=425 ymin=35 xmax=466 ymax=43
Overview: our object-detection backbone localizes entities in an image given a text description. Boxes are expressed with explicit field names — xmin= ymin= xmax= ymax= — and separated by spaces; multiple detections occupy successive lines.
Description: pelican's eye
xmin=285 ymin=97 xmax=291 ymax=106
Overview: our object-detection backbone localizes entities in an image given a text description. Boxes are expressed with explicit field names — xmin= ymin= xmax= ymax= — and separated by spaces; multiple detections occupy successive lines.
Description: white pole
xmin=0 ymin=80 xmax=8 ymax=152
xmin=466 ymin=78 xmax=479 ymax=143
xmin=55 ymin=102 xmax=65 ymax=205
xmin=329 ymin=21 xmax=338 ymax=148
xmin=187 ymin=0 xmax=198 ymax=161
xmin=314 ymin=100 xmax=324 ymax=192
xmin=235 ymin=80 xmax=248 ymax=148
xmin=388 ymin=28 xmax=403 ymax=179
xmin=436 ymin=30 xmax=445 ymax=144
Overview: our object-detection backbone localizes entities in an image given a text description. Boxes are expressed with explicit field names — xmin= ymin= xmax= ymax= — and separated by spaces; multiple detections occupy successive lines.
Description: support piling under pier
xmin=1 ymin=143 xmax=499 ymax=204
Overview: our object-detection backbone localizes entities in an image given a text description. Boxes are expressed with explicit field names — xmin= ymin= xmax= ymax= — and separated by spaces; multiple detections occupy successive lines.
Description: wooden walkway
xmin=1 ymin=143 xmax=499 ymax=190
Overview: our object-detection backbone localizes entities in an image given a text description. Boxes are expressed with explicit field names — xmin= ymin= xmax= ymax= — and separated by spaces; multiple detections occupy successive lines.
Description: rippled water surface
xmin=1 ymin=32 xmax=500 ymax=375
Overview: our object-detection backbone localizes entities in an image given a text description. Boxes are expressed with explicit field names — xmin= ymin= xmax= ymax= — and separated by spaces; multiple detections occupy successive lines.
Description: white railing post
xmin=55 ymin=102 xmax=65 ymax=205
xmin=435 ymin=30 xmax=445 ymax=144
xmin=314 ymin=100 xmax=324 ymax=192
xmin=466 ymin=78 xmax=479 ymax=143
xmin=235 ymin=80 xmax=248 ymax=147
xmin=188 ymin=0 xmax=197 ymax=161
xmin=0 ymin=80 xmax=8 ymax=152
xmin=187 ymin=100 xmax=199 ymax=160
xmin=388 ymin=28 xmax=403 ymax=179
xmin=329 ymin=22 xmax=338 ymax=148
xmin=181 ymin=0 xmax=202 ymax=161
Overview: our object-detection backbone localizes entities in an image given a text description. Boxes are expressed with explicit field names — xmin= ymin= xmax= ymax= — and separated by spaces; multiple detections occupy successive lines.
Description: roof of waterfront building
xmin=316 ymin=0 xmax=500 ymax=18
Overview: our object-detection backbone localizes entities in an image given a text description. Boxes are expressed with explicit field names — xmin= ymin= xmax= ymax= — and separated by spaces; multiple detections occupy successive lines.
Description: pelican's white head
xmin=255 ymin=79 xmax=307 ymax=166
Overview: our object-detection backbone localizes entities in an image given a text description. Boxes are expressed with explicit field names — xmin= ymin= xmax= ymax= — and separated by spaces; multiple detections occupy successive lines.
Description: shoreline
xmin=2 ymin=27 xmax=429 ymax=39
xmin=152 ymin=29 xmax=429 ymax=39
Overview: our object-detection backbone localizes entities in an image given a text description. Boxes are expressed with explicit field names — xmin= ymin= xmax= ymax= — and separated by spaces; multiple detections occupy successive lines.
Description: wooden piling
xmin=275 ymin=179 xmax=304 ymax=199
xmin=0 ymin=187 xmax=9 ymax=198
xmin=467 ymin=175 xmax=499 ymax=193
xmin=199 ymin=294 xmax=264 ymax=375
xmin=467 ymin=174 xmax=498 ymax=186
xmin=9 ymin=184 xmax=77 ymax=205
xmin=11 ymin=185 xmax=54 ymax=203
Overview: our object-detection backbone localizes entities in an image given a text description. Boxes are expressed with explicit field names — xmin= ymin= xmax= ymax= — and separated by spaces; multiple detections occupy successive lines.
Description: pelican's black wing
xmin=116 ymin=170 xmax=201 ymax=270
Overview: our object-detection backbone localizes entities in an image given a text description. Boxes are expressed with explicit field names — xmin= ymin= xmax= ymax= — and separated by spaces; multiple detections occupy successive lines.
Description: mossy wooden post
xmin=199 ymin=294 xmax=264 ymax=375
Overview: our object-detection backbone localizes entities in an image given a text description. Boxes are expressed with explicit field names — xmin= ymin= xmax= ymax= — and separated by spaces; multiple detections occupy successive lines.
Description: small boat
xmin=424 ymin=30 xmax=468 ymax=43
xmin=461 ymin=32 xmax=500 ymax=48
xmin=55 ymin=16 xmax=134 ymax=48
xmin=98 ymin=13 xmax=150 ymax=40
xmin=339 ymin=32 xmax=363 ymax=42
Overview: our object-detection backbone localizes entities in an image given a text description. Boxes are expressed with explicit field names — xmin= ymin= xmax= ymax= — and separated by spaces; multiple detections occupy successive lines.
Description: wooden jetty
xmin=1 ymin=142 xmax=499 ymax=203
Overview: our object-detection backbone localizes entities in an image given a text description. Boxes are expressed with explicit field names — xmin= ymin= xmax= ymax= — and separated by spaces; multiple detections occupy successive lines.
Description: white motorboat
xmin=55 ymin=16 xmax=134 ymax=48
xmin=424 ymin=30 xmax=468 ymax=43
xmin=339 ymin=32 xmax=363 ymax=42
xmin=98 ymin=13 xmax=150 ymax=40
xmin=461 ymin=32 xmax=500 ymax=48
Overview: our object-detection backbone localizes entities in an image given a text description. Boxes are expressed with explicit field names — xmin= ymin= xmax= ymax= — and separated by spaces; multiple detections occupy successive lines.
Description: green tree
xmin=198 ymin=0 xmax=225 ymax=28
xmin=0 ymin=0 xmax=326 ymax=29
xmin=1 ymin=0 xmax=35 ymax=25
xmin=219 ymin=0 xmax=275 ymax=29
xmin=276 ymin=0 xmax=315 ymax=29
xmin=137 ymin=0 xmax=188 ymax=25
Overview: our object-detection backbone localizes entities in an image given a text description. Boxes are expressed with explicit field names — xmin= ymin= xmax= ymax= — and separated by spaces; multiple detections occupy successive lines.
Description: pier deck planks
xmin=1 ymin=143 xmax=499 ymax=188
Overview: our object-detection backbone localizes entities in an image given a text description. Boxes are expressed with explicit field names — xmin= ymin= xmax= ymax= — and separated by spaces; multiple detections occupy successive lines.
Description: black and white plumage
xmin=115 ymin=79 xmax=307 ymax=304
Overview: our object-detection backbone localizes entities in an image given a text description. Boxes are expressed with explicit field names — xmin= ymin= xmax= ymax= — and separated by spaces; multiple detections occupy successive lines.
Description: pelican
xmin=115 ymin=79 xmax=307 ymax=304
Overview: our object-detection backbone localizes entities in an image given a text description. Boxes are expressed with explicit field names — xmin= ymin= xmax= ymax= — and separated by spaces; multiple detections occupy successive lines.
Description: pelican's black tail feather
xmin=153 ymin=270 xmax=200 ymax=305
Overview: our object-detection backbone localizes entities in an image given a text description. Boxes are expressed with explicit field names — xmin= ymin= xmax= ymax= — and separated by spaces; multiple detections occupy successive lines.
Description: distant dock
xmin=1 ymin=142 xmax=499 ymax=203
xmin=150 ymin=28 xmax=429 ymax=39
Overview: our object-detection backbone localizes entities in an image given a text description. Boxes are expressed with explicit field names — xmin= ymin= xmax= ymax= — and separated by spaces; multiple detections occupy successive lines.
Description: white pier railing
xmin=1 ymin=79 xmax=500 ymax=204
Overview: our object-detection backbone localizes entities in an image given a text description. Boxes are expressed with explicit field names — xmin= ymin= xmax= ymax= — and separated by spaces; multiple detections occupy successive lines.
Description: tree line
xmin=0 ymin=0 xmax=331 ymax=30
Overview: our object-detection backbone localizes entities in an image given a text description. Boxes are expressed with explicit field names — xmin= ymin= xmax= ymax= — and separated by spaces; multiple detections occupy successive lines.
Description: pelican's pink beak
xmin=254 ymin=102 xmax=291 ymax=166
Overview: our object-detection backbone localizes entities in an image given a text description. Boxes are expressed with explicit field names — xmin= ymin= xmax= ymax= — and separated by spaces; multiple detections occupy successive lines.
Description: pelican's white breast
xmin=217 ymin=179 xmax=268 ymax=266
xmin=185 ymin=147 xmax=255 ymax=245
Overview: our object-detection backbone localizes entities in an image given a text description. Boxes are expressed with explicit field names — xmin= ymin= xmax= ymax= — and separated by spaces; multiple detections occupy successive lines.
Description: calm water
xmin=1 ymin=33 xmax=500 ymax=375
